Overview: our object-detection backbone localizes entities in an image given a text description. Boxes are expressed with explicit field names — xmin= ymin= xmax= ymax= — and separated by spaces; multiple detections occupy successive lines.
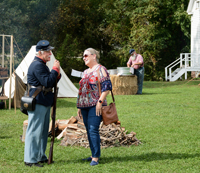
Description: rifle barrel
xmin=48 ymin=80 xmax=58 ymax=164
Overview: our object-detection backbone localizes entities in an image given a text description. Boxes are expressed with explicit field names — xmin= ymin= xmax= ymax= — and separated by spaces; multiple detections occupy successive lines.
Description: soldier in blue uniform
xmin=24 ymin=40 xmax=61 ymax=167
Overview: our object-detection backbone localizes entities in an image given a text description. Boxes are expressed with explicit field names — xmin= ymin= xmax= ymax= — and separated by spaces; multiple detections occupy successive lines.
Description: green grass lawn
xmin=0 ymin=80 xmax=200 ymax=172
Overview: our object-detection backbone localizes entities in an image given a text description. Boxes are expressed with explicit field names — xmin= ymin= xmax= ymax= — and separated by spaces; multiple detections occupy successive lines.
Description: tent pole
xmin=2 ymin=34 xmax=5 ymax=67
xmin=9 ymin=35 xmax=13 ymax=110
xmin=14 ymin=73 xmax=16 ymax=114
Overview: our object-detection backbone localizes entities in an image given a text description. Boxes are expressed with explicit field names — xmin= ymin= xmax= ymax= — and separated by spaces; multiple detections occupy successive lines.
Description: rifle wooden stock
xmin=48 ymin=80 xmax=58 ymax=164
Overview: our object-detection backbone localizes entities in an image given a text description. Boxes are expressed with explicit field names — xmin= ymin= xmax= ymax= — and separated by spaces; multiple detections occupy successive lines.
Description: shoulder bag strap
xmin=26 ymin=59 xmax=40 ymax=97
xmin=97 ymin=69 xmax=102 ymax=96
xmin=96 ymin=67 xmax=115 ymax=103
xmin=26 ymin=84 xmax=42 ymax=98
xmin=32 ymin=88 xmax=42 ymax=98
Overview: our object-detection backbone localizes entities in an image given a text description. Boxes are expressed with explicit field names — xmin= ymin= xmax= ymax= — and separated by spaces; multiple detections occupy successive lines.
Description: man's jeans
xmin=134 ymin=67 xmax=144 ymax=94
xmin=81 ymin=106 xmax=102 ymax=158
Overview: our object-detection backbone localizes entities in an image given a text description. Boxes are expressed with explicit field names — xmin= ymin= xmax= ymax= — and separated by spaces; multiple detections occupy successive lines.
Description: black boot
xmin=24 ymin=162 xmax=43 ymax=167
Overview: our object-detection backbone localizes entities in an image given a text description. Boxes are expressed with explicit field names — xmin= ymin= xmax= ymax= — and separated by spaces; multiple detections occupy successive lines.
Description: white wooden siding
xmin=191 ymin=0 xmax=200 ymax=67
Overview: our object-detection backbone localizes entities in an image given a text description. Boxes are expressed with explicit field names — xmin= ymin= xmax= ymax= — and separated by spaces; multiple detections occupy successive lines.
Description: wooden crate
xmin=0 ymin=67 xmax=8 ymax=77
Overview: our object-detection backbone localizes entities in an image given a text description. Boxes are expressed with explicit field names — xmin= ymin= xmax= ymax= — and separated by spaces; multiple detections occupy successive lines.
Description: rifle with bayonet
xmin=48 ymin=80 xmax=58 ymax=164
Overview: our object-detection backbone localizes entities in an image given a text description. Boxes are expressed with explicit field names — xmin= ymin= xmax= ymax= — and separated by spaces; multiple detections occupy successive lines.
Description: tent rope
xmin=14 ymin=37 xmax=24 ymax=59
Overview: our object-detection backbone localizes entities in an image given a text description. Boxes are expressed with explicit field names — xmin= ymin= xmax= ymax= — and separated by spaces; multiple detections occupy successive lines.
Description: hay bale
xmin=110 ymin=75 xmax=138 ymax=95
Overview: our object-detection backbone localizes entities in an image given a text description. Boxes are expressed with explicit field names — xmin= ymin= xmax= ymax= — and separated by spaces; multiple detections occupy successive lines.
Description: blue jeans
xmin=81 ymin=106 xmax=102 ymax=158
xmin=134 ymin=67 xmax=144 ymax=94
xmin=24 ymin=104 xmax=51 ymax=163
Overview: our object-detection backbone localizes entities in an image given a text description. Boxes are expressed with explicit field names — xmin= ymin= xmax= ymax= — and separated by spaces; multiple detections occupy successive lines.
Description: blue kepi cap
xmin=36 ymin=40 xmax=54 ymax=52
xmin=129 ymin=49 xmax=135 ymax=54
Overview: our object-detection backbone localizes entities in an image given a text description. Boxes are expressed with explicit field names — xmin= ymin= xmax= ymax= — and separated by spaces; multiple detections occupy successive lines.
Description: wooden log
xmin=57 ymin=119 xmax=69 ymax=130
xmin=59 ymin=116 xmax=141 ymax=148
xmin=57 ymin=127 xmax=68 ymax=139
xmin=77 ymin=123 xmax=86 ymax=130
xmin=121 ymin=127 xmax=125 ymax=132
xmin=48 ymin=120 xmax=59 ymax=132
xmin=65 ymin=128 xmax=83 ymax=134
xmin=67 ymin=124 xmax=78 ymax=128
xmin=56 ymin=119 xmax=83 ymax=139
xmin=74 ymin=115 xmax=84 ymax=123
xmin=64 ymin=132 xmax=82 ymax=139
xmin=68 ymin=116 xmax=77 ymax=124
xmin=77 ymin=121 xmax=84 ymax=126
xmin=66 ymin=125 xmax=86 ymax=133
xmin=115 ymin=121 xmax=121 ymax=125
xmin=48 ymin=120 xmax=53 ymax=132
xmin=22 ymin=120 xmax=28 ymax=142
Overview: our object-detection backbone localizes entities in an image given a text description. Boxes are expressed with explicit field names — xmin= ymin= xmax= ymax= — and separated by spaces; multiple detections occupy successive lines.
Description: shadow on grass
xmin=143 ymin=80 xmax=200 ymax=89
xmin=0 ymin=136 xmax=12 ymax=139
xmin=101 ymin=152 xmax=200 ymax=163
xmin=58 ymin=152 xmax=200 ymax=164
xmin=141 ymin=92 xmax=182 ymax=95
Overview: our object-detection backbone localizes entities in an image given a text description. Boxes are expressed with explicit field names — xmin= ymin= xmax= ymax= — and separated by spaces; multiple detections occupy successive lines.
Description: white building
xmin=165 ymin=0 xmax=200 ymax=81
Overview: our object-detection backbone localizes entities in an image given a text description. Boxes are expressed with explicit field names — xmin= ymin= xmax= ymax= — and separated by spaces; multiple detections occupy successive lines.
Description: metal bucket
xmin=117 ymin=67 xmax=132 ymax=75
xmin=108 ymin=69 xmax=118 ymax=75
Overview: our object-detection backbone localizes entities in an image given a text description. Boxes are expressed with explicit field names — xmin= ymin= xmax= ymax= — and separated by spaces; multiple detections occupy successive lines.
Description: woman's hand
xmin=96 ymin=102 xmax=102 ymax=116
xmin=77 ymin=109 xmax=82 ymax=119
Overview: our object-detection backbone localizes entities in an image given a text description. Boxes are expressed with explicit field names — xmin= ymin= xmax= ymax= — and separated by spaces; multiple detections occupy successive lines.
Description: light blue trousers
xmin=24 ymin=104 xmax=51 ymax=163
xmin=134 ymin=67 xmax=144 ymax=94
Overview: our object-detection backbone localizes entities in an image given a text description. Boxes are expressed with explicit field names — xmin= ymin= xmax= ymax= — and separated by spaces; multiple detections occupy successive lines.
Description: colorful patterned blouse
xmin=77 ymin=65 xmax=112 ymax=109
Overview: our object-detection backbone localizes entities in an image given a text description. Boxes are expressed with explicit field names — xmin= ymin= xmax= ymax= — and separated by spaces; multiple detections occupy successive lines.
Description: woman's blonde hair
xmin=85 ymin=48 xmax=100 ymax=62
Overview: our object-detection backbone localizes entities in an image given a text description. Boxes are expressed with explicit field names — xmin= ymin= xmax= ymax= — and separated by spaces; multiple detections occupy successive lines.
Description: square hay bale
xmin=110 ymin=75 xmax=138 ymax=95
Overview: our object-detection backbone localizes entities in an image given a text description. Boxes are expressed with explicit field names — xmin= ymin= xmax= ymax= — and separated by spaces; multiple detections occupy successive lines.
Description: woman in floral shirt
xmin=77 ymin=48 xmax=112 ymax=166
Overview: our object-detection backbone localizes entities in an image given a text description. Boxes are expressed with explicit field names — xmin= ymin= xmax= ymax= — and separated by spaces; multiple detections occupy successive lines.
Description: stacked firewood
xmin=48 ymin=116 xmax=86 ymax=139
xmin=54 ymin=116 xmax=141 ymax=148
xmin=99 ymin=123 xmax=141 ymax=148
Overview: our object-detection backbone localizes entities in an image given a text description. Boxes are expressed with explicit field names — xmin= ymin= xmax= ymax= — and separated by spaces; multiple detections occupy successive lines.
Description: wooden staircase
xmin=165 ymin=53 xmax=200 ymax=81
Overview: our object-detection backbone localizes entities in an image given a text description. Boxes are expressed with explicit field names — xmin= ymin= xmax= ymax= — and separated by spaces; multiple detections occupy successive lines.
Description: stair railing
xmin=165 ymin=57 xmax=181 ymax=81
xmin=165 ymin=53 xmax=192 ymax=81
xmin=181 ymin=53 xmax=192 ymax=68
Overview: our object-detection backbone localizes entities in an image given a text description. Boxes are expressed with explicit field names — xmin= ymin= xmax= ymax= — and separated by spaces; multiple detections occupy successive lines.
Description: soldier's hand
xmin=53 ymin=60 xmax=60 ymax=76
xmin=53 ymin=60 xmax=60 ymax=68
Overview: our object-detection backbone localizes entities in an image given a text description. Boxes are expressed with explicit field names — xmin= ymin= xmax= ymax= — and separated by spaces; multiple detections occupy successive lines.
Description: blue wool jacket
xmin=27 ymin=56 xmax=59 ymax=106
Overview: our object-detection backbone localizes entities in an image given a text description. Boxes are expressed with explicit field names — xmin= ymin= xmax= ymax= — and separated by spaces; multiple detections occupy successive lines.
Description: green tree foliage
xmin=0 ymin=0 xmax=29 ymax=57
xmin=130 ymin=0 xmax=190 ymax=80
xmin=25 ymin=0 xmax=60 ymax=44
xmin=99 ymin=0 xmax=190 ymax=80
xmin=0 ymin=0 xmax=191 ymax=81
xmin=41 ymin=0 xmax=121 ymax=81
xmin=45 ymin=0 xmax=105 ymax=80
xmin=0 ymin=0 xmax=61 ymax=62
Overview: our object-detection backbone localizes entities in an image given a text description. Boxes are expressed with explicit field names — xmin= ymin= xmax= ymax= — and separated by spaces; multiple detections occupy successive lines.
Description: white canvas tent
xmin=4 ymin=46 xmax=78 ymax=98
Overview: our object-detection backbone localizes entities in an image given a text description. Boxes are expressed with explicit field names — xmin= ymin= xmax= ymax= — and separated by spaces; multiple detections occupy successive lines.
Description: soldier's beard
xmin=131 ymin=55 xmax=136 ymax=61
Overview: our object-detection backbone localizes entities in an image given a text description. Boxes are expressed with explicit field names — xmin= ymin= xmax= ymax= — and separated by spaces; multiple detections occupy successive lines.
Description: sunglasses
xmin=83 ymin=54 xmax=93 ymax=58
